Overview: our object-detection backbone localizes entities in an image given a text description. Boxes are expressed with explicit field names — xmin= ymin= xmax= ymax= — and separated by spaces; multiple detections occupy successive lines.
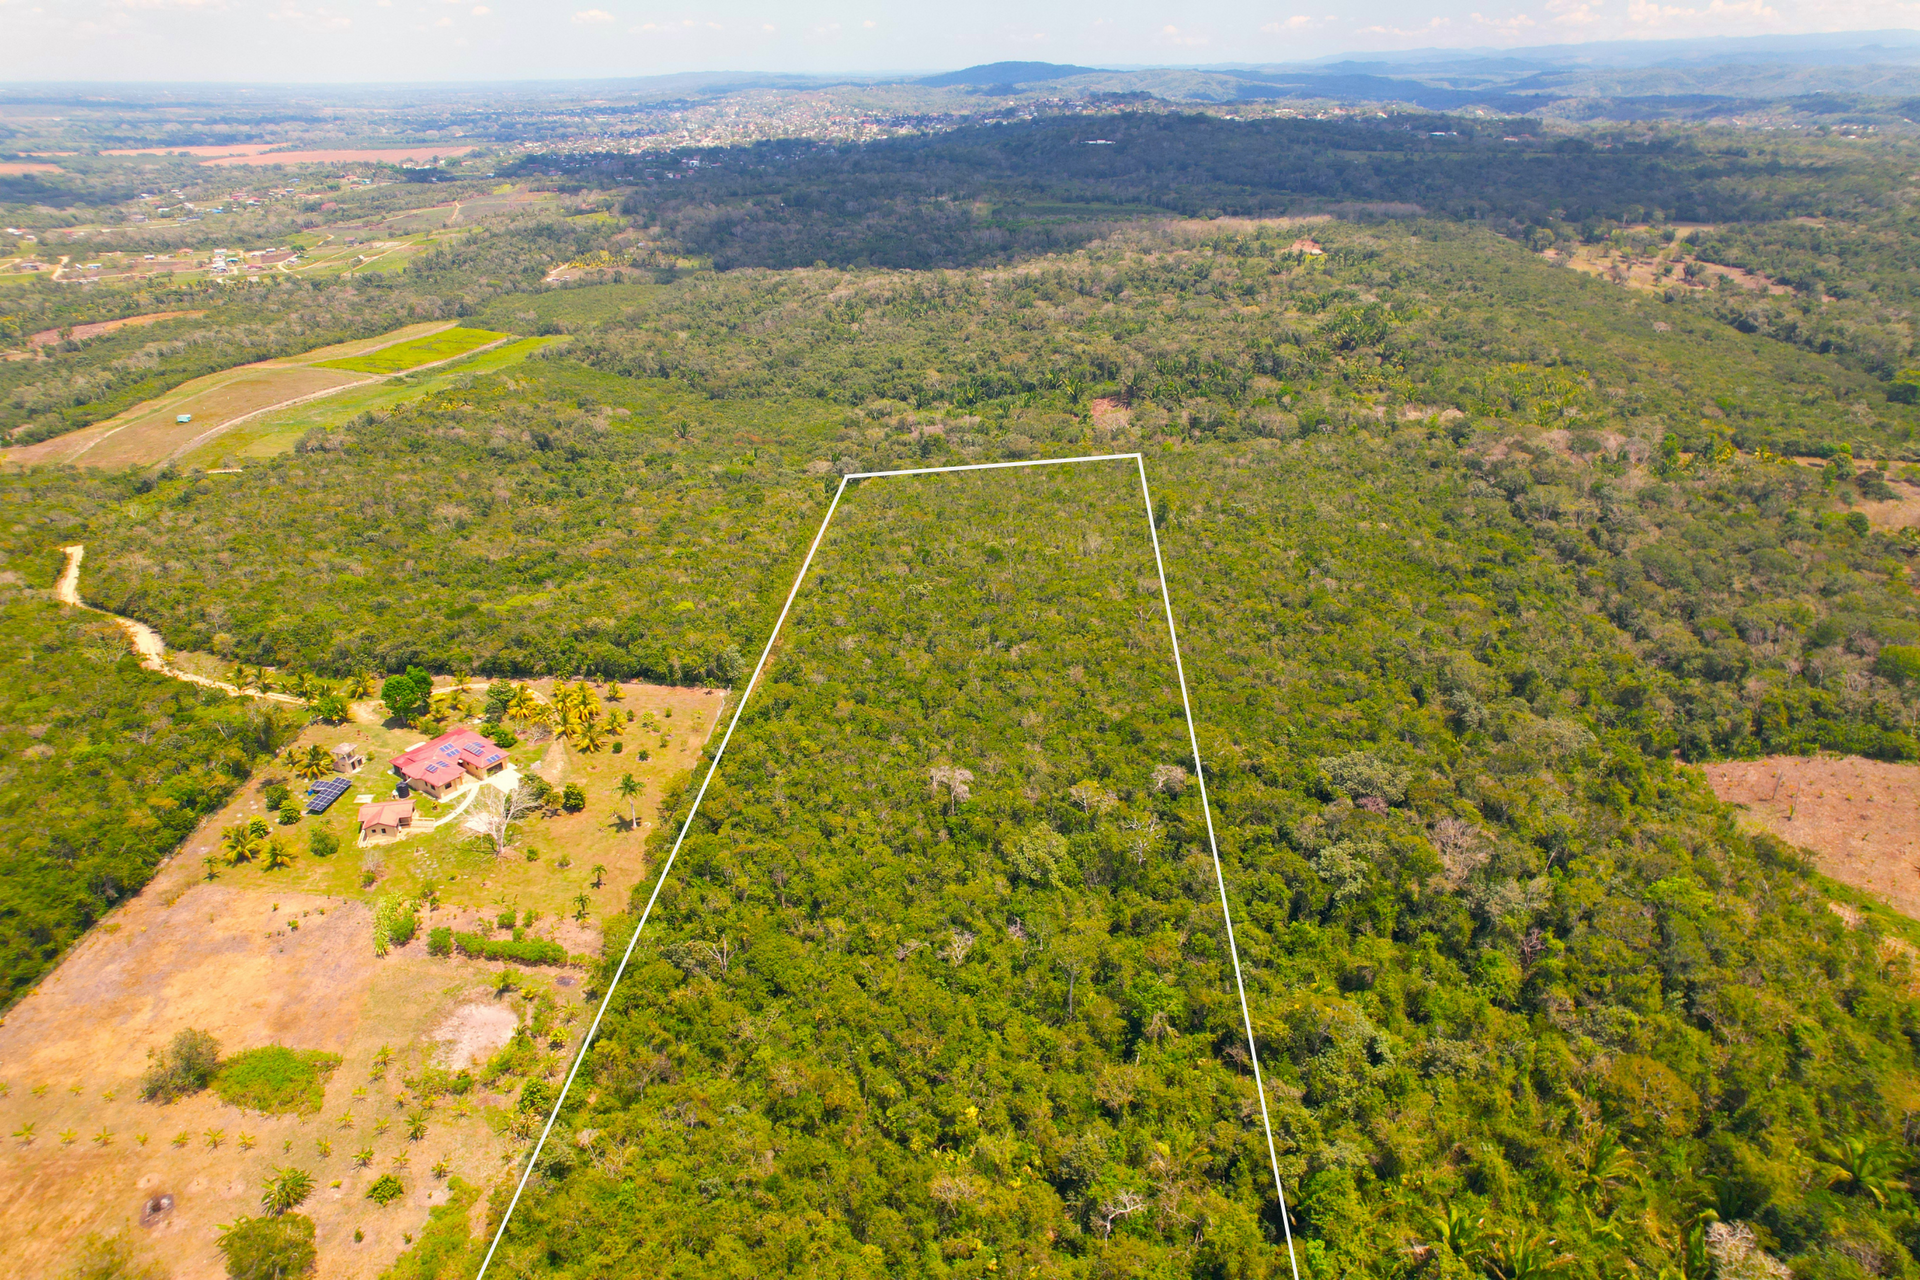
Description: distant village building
xmin=389 ymin=725 xmax=508 ymax=800
xmin=331 ymin=742 xmax=367 ymax=773
xmin=358 ymin=798 xmax=415 ymax=842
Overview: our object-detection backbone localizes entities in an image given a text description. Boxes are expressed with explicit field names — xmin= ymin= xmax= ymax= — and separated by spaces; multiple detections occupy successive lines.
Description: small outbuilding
xmin=358 ymin=798 xmax=415 ymax=843
xmin=331 ymin=742 xmax=367 ymax=773
xmin=175 ymin=414 xmax=192 ymax=424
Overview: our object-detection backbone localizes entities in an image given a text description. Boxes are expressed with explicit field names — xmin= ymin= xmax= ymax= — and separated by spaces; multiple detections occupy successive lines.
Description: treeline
xmin=504 ymin=113 xmax=1897 ymax=272
xmin=0 ymin=593 xmax=295 ymax=1006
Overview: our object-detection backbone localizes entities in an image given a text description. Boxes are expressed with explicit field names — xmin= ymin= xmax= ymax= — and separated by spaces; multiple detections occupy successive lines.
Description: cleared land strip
xmin=53 ymin=544 xmax=302 ymax=704
xmin=2 ymin=322 xmax=513 ymax=469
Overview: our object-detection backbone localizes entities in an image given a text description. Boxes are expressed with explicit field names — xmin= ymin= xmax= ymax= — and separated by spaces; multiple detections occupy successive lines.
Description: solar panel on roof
xmin=307 ymin=777 xmax=351 ymax=814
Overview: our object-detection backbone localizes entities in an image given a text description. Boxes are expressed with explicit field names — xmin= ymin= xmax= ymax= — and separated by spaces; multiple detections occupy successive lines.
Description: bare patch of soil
xmin=1702 ymin=755 xmax=1920 ymax=919
xmin=27 ymin=311 xmax=204 ymax=348
xmin=430 ymin=1003 xmax=519 ymax=1068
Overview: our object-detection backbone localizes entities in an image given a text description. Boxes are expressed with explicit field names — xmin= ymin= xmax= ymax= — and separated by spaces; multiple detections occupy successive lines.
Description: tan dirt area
xmin=27 ymin=310 xmax=205 ymax=347
xmin=202 ymin=147 xmax=476 ymax=168
xmin=0 ymin=842 xmax=553 ymax=1279
xmin=101 ymin=145 xmax=279 ymax=157
xmin=1544 ymin=232 xmax=1793 ymax=297
xmin=1702 ymin=755 xmax=1920 ymax=919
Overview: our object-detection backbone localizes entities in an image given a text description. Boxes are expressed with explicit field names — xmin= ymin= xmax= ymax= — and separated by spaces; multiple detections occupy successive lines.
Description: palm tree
xmin=261 ymin=1166 xmax=314 ymax=1217
xmin=506 ymin=684 xmax=544 ymax=726
xmin=347 ymin=671 xmax=379 ymax=699
xmin=617 ymin=773 xmax=643 ymax=827
xmin=263 ymin=838 xmax=293 ymax=872
xmin=590 ymin=864 xmax=606 ymax=889
xmin=221 ymin=820 xmax=266 ymax=866
xmin=290 ymin=744 xmax=331 ymax=782
xmin=576 ymin=722 xmax=607 ymax=754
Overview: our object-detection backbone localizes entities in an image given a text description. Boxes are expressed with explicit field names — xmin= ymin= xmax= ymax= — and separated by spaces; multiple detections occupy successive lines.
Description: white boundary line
xmin=475 ymin=452 xmax=1299 ymax=1280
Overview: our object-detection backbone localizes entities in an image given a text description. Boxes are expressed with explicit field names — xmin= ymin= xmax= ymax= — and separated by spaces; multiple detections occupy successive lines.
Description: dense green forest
xmin=0 ymin=592 xmax=292 ymax=1005
xmin=479 ymin=457 xmax=1920 ymax=1277
xmin=8 ymin=108 xmax=1920 ymax=1278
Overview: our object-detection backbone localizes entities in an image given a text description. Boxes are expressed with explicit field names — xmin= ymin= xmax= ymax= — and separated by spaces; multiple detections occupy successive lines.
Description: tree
xmin=142 ymin=1028 xmax=220 ymax=1102
xmin=380 ymin=674 xmax=425 ymax=725
xmin=473 ymin=779 xmax=542 ymax=857
xmin=561 ymin=783 xmax=586 ymax=813
xmin=617 ymin=773 xmax=643 ymax=826
xmin=590 ymin=864 xmax=606 ymax=888
xmin=263 ymin=838 xmax=293 ymax=872
xmin=1008 ymin=825 xmax=1071 ymax=889
xmin=928 ymin=765 xmax=973 ymax=815
xmin=313 ymin=694 xmax=348 ymax=724
xmin=288 ymin=745 xmax=330 ymax=782
xmin=506 ymin=684 xmax=544 ymax=726
xmin=216 ymin=1214 xmax=315 ymax=1279
xmin=260 ymin=1166 xmax=314 ymax=1217
xmin=308 ymin=829 xmax=338 ymax=859
xmin=221 ymin=819 xmax=268 ymax=866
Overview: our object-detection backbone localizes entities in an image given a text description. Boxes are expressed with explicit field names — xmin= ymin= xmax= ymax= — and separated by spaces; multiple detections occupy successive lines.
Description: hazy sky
xmin=1 ymin=0 xmax=1917 ymax=82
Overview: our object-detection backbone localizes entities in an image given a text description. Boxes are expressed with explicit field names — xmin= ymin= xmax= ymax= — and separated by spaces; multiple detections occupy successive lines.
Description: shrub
xmin=212 ymin=1047 xmax=340 ymax=1115
xmin=276 ymin=803 xmax=300 ymax=826
xmin=366 ymin=1174 xmax=405 ymax=1206
xmin=495 ymin=910 xmax=516 ymax=929
xmin=141 ymin=1028 xmax=220 ymax=1103
xmin=518 ymin=1077 xmax=554 ymax=1115
xmin=217 ymin=1213 xmax=315 ymax=1279
xmin=381 ymin=1177 xmax=482 ymax=1280
xmin=611 ymin=741 xmax=623 ymax=754
xmin=561 ymin=784 xmax=586 ymax=813
xmin=486 ymin=725 xmax=518 ymax=748
xmin=427 ymin=927 xmax=453 ymax=957
xmin=262 ymin=783 xmax=290 ymax=811
xmin=452 ymin=932 xmax=568 ymax=965
xmin=373 ymin=896 xmax=418 ymax=954
xmin=308 ymin=829 xmax=338 ymax=859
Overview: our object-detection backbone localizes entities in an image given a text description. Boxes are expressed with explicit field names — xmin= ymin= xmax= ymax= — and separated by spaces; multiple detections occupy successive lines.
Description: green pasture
xmin=318 ymin=326 xmax=506 ymax=375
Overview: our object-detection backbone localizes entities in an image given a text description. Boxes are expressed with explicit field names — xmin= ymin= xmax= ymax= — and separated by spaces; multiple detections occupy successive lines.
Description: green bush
xmin=486 ymin=725 xmax=517 ymax=748
xmin=427 ymin=926 xmax=453 ymax=957
xmin=216 ymin=1213 xmax=315 ymax=1279
xmin=560 ymin=783 xmax=586 ymax=813
xmin=379 ymin=1177 xmax=481 ymax=1280
xmin=262 ymin=783 xmax=290 ymax=811
xmin=518 ymin=1077 xmax=554 ymax=1115
xmin=276 ymin=802 xmax=300 ymax=826
xmin=211 ymin=1047 xmax=340 ymax=1115
xmin=366 ymin=1174 xmax=405 ymax=1207
xmin=1877 ymin=644 xmax=1920 ymax=684
xmin=308 ymin=829 xmax=338 ymax=859
xmin=452 ymin=932 xmax=568 ymax=965
xmin=141 ymin=1027 xmax=220 ymax=1103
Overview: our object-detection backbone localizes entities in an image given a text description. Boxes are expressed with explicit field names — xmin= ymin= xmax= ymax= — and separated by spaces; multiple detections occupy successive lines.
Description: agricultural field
xmin=317 ymin=327 xmax=507 ymax=376
xmin=1 ymin=322 xmax=473 ymax=469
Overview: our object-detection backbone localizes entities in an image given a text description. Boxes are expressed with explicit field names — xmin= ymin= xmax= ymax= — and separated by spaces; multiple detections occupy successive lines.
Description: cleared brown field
xmin=102 ymin=144 xmax=277 ymax=157
xmin=0 ymin=853 xmax=533 ymax=1279
xmin=1703 ymin=755 xmax=1920 ymax=920
xmin=204 ymin=146 xmax=476 ymax=167
xmin=28 ymin=310 xmax=204 ymax=347
xmin=0 ymin=163 xmax=60 ymax=175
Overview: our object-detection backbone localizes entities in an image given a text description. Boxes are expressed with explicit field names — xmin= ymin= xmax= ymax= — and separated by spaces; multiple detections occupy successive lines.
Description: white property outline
xmin=476 ymin=452 xmax=1301 ymax=1280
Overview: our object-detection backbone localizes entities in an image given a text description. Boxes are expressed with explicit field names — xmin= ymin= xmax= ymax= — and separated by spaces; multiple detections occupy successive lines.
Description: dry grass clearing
xmin=0 ymin=677 xmax=720 ymax=1275
xmin=27 ymin=310 xmax=204 ymax=348
xmin=1703 ymin=755 xmax=1920 ymax=919
xmin=0 ymin=847 xmax=552 ymax=1279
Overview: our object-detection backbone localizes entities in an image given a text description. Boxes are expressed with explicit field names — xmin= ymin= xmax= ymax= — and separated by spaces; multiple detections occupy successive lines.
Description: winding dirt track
xmin=55 ymin=544 xmax=302 ymax=704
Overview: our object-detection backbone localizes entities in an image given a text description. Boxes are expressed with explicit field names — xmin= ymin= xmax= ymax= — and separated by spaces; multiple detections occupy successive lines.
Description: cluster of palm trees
xmin=286 ymin=744 xmax=333 ymax=781
xmin=499 ymin=681 xmax=620 ymax=753
xmin=219 ymin=818 xmax=291 ymax=869
xmin=226 ymin=665 xmax=387 ymax=724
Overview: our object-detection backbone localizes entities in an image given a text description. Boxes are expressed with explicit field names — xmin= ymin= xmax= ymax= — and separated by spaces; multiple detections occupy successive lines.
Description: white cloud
xmin=1159 ymin=23 xmax=1209 ymax=45
xmin=1626 ymin=0 xmax=1779 ymax=26
xmin=470 ymin=3 xmax=489 ymax=12
xmin=1262 ymin=14 xmax=1335 ymax=30
xmin=862 ymin=18 xmax=876 ymax=27
xmin=571 ymin=8 xmax=613 ymax=23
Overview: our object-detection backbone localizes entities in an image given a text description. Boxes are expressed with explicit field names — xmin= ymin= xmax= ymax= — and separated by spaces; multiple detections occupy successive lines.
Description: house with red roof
xmin=389 ymin=725 xmax=509 ymax=800
xmin=359 ymin=798 xmax=415 ymax=843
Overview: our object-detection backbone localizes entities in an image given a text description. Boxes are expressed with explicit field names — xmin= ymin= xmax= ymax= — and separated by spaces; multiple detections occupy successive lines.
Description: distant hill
xmin=917 ymin=62 xmax=1105 ymax=88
